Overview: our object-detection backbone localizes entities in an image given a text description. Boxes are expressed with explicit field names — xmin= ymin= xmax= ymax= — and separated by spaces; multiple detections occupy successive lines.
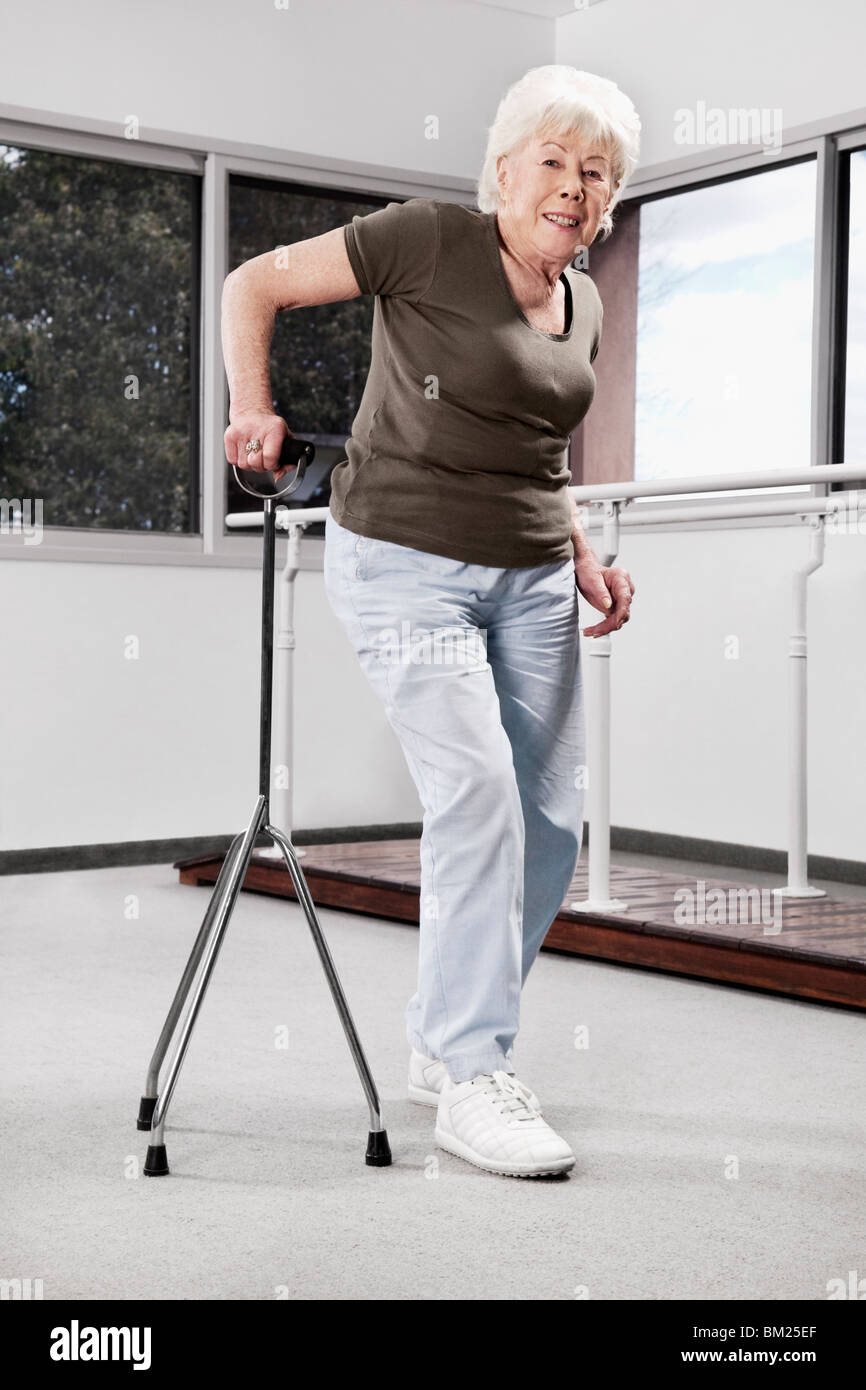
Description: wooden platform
xmin=174 ymin=840 xmax=866 ymax=1010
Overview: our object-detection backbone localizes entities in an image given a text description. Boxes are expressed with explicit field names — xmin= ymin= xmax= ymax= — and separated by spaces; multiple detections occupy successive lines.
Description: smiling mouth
xmin=543 ymin=212 xmax=581 ymax=229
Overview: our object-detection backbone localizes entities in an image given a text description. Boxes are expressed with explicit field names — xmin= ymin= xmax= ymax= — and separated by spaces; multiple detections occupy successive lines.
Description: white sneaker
xmin=435 ymin=1070 xmax=575 ymax=1178
xmin=408 ymin=1048 xmax=541 ymax=1113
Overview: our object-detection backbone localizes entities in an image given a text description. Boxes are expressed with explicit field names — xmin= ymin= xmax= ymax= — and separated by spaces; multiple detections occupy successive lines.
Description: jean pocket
xmin=324 ymin=518 xmax=368 ymax=581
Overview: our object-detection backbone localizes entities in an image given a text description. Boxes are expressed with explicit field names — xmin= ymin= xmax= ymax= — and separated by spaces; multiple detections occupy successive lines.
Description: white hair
xmin=476 ymin=64 xmax=641 ymax=241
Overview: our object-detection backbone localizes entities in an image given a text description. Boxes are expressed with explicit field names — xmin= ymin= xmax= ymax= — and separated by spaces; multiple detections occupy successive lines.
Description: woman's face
xmin=495 ymin=129 xmax=615 ymax=262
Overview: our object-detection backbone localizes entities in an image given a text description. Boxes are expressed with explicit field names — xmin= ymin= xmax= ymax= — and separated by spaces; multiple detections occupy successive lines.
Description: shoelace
xmin=472 ymin=1069 xmax=540 ymax=1123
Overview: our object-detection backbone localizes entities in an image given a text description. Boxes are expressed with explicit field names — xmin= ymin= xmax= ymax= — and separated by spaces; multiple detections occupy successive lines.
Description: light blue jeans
xmin=323 ymin=511 xmax=586 ymax=1084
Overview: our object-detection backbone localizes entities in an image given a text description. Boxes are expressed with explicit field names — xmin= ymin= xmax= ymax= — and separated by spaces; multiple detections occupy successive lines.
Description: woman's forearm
xmin=221 ymin=228 xmax=362 ymax=422
xmin=221 ymin=268 xmax=277 ymax=420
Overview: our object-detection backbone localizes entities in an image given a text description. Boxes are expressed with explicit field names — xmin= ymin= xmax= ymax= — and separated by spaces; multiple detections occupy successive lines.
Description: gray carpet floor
xmin=2 ymin=860 xmax=864 ymax=1301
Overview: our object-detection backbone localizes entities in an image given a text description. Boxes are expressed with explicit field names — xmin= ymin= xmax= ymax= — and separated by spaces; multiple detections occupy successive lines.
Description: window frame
xmin=599 ymin=121 xmax=865 ymax=535
xmin=0 ymin=102 xmax=864 ymax=565
xmin=608 ymin=148 xmax=821 ymax=512
xmin=0 ymin=115 xmax=476 ymax=569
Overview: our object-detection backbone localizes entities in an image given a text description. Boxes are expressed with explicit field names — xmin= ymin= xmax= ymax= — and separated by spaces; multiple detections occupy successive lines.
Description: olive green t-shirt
xmin=329 ymin=197 xmax=603 ymax=568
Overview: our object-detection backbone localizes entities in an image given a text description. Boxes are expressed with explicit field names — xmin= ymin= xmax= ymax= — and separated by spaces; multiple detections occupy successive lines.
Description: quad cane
xmin=136 ymin=435 xmax=392 ymax=1174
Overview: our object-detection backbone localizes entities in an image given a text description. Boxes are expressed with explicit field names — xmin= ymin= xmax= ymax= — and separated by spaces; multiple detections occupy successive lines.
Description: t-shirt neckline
xmin=485 ymin=211 xmax=574 ymax=341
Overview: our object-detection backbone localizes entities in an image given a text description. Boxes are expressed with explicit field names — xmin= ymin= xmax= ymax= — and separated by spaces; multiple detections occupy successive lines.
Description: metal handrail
xmin=225 ymin=461 xmax=866 ymax=910
xmin=570 ymin=459 xmax=866 ymax=503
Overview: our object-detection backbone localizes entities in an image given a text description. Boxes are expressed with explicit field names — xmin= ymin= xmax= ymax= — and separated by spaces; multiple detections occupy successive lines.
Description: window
xmin=225 ymin=176 xmax=392 ymax=533
xmin=0 ymin=145 xmax=201 ymax=531
xmin=634 ymin=159 xmax=817 ymax=499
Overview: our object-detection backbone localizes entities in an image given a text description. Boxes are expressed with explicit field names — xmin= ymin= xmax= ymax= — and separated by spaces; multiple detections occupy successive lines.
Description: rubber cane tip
xmin=136 ymin=1096 xmax=157 ymax=1131
xmin=143 ymin=1144 xmax=170 ymax=1177
xmin=365 ymin=1130 xmax=392 ymax=1167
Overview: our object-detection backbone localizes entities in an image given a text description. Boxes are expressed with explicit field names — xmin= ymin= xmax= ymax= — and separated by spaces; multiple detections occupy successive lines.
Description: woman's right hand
xmin=224 ymin=412 xmax=295 ymax=482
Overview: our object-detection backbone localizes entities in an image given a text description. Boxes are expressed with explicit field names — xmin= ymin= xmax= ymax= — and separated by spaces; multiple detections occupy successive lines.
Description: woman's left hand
xmin=574 ymin=551 xmax=635 ymax=637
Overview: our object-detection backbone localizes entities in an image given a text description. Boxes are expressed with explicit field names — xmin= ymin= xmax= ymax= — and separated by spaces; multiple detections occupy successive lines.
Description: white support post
xmin=571 ymin=500 xmax=629 ymax=913
xmin=255 ymin=516 xmax=306 ymax=862
xmin=773 ymin=516 xmax=826 ymax=899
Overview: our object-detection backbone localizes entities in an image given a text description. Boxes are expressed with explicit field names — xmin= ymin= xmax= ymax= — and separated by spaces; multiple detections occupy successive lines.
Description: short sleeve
xmin=343 ymin=197 xmax=440 ymax=301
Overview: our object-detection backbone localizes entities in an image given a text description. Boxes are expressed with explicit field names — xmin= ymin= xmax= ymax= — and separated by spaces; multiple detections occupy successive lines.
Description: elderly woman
xmin=222 ymin=64 xmax=639 ymax=1179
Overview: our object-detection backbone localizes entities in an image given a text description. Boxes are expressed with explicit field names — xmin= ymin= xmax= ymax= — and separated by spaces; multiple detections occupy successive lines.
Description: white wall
xmin=0 ymin=0 xmax=551 ymax=176
xmin=556 ymin=0 xmax=866 ymax=865
xmin=604 ymin=523 xmax=866 ymax=863
xmin=556 ymin=0 xmax=866 ymax=166
xmin=0 ymin=0 xmax=550 ymax=852
xmin=1 ymin=0 xmax=864 ymax=861
xmin=0 ymin=556 xmax=424 ymax=847
xmin=4 ymin=521 xmax=865 ymax=860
